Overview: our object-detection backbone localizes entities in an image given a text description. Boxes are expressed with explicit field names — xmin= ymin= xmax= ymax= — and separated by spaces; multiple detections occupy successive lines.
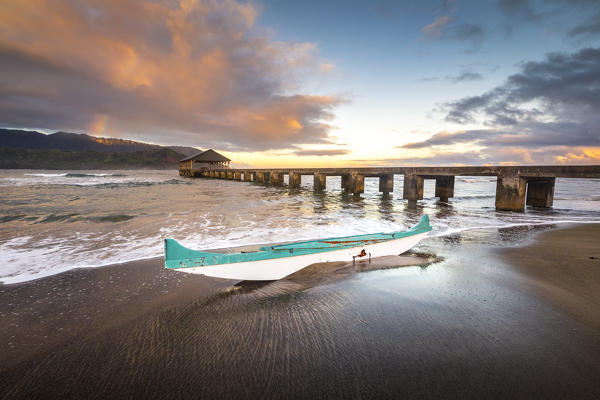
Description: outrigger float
xmin=164 ymin=215 xmax=432 ymax=281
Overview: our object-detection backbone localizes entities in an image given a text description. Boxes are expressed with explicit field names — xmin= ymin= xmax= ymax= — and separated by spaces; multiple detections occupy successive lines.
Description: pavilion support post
xmin=220 ymin=171 xmax=227 ymax=179
xmin=227 ymin=171 xmax=234 ymax=180
xmin=526 ymin=178 xmax=555 ymax=208
xmin=289 ymin=172 xmax=301 ymax=188
xmin=378 ymin=174 xmax=394 ymax=194
xmin=256 ymin=172 xmax=264 ymax=183
xmin=349 ymin=174 xmax=364 ymax=195
xmin=403 ymin=174 xmax=424 ymax=208
xmin=495 ymin=174 xmax=526 ymax=211
xmin=435 ymin=176 xmax=455 ymax=202
xmin=234 ymin=171 xmax=242 ymax=181
xmin=314 ymin=173 xmax=326 ymax=191
xmin=271 ymin=172 xmax=284 ymax=186
xmin=243 ymin=171 xmax=252 ymax=182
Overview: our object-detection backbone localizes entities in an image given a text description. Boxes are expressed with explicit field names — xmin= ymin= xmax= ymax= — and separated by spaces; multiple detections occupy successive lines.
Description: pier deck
xmin=180 ymin=165 xmax=600 ymax=211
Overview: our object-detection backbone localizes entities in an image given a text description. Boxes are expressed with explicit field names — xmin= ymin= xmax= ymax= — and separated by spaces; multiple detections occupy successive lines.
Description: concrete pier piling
xmin=271 ymin=172 xmax=284 ymax=186
xmin=379 ymin=174 xmax=394 ymax=194
xmin=182 ymin=166 xmax=600 ymax=211
xmin=435 ymin=176 xmax=455 ymax=202
xmin=341 ymin=175 xmax=350 ymax=191
xmin=403 ymin=174 xmax=424 ymax=207
xmin=314 ymin=173 xmax=326 ymax=191
xmin=349 ymin=174 xmax=365 ymax=195
xmin=526 ymin=178 xmax=555 ymax=208
xmin=289 ymin=172 xmax=301 ymax=189
xmin=495 ymin=174 xmax=526 ymax=211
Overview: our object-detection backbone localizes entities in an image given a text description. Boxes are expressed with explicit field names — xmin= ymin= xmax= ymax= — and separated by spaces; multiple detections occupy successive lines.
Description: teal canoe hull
xmin=164 ymin=215 xmax=432 ymax=276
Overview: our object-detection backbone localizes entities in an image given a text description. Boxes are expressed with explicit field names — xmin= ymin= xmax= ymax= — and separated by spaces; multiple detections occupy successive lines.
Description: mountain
xmin=0 ymin=147 xmax=184 ymax=169
xmin=0 ymin=128 xmax=200 ymax=154
xmin=0 ymin=128 xmax=202 ymax=169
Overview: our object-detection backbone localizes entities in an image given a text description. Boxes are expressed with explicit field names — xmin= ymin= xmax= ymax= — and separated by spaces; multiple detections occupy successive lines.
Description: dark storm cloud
xmin=442 ymin=47 xmax=600 ymax=131
xmin=402 ymin=121 xmax=599 ymax=150
xmin=403 ymin=47 xmax=600 ymax=163
xmin=0 ymin=0 xmax=342 ymax=151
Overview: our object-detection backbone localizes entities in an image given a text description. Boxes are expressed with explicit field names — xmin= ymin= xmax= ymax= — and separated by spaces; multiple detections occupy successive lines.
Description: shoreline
xmin=1 ymin=223 xmax=600 ymax=398
xmin=496 ymin=223 xmax=600 ymax=336
xmin=3 ymin=219 xmax=598 ymax=286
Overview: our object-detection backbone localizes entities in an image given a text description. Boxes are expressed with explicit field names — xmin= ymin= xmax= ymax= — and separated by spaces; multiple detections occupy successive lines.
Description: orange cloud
xmin=0 ymin=0 xmax=341 ymax=150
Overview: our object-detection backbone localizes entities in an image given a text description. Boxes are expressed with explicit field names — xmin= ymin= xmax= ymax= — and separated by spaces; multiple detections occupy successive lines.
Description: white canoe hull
xmin=174 ymin=231 xmax=428 ymax=281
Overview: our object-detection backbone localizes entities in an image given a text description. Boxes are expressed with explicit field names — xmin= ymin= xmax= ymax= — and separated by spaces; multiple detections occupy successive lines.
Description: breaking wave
xmin=24 ymin=173 xmax=128 ymax=178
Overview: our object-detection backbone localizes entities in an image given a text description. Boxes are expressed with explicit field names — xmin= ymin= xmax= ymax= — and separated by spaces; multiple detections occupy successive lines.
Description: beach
xmin=2 ymin=224 xmax=599 ymax=399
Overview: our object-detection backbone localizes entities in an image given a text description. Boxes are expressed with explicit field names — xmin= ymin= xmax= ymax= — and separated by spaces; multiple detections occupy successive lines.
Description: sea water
xmin=1 ymin=169 xmax=599 ymax=284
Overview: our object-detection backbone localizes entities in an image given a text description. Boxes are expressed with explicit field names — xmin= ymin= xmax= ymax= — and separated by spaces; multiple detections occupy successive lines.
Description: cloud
xmin=401 ymin=129 xmax=499 ymax=149
xmin=417 ymin=69 xmax=484 ymax=84
xmin=420 ymin=1 xmax=484 ymax=50
xmin=405 ymin=47 xmax=600 ymax=164
xmin=372 ymin=145 xmax=599 ymax=166
xmin=402 ymin=122 xmax=599 ymax=150
xmin=292 ymin=148 xmax=351 ymax=156
xmin=0 ymin=0 xmax=342 ymax=150
xmin=496 ymin=0 xmax=541 ymax=22
xmin=319 ymin=63 xmax=335 ymax=75
xmin=352 ymin=151 xmax=491 ymax=167
xmin=568 ymin=13 xmax=600 ymax=38
xmin=422 ymin=15 xmax=455 ymax=39
xmin=446 ymin=70 xmax=484 ymax=83
xmin=442 ymin=47 xmax=600 ymax=128
xmin=497 ymin=0 xmax=600 ymax=39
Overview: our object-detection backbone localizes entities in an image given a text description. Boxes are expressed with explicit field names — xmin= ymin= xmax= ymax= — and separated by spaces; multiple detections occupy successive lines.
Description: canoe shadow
xmin=232 ymin=252 xmax=439 ymax=295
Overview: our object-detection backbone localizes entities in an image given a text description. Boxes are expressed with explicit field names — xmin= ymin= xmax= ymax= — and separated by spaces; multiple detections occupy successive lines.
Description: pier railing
xmin=179 ymin=165 xmax=600 ymax=211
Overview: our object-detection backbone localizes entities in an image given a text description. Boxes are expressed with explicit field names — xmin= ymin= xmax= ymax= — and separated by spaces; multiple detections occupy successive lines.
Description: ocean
xmin=1 ymin=169 xmax=599 ymax=284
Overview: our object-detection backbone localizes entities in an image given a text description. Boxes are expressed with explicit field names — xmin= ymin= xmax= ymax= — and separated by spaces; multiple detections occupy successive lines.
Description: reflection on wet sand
xmin=232 ymin=253 xmax=435 ymax=297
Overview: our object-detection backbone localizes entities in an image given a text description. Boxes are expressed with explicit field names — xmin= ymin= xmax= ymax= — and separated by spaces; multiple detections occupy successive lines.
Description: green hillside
xmin=0 ymin=147 xmax=184 ymax=169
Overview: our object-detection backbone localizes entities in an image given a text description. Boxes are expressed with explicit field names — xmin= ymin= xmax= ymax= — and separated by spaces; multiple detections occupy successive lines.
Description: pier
xmin=180 ymin=165 xmax=600 ymax=212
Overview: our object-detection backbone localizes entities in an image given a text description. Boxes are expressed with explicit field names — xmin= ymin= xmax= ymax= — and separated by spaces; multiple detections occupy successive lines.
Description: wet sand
xmin=1 ymin=225 xmax=600 ymax=399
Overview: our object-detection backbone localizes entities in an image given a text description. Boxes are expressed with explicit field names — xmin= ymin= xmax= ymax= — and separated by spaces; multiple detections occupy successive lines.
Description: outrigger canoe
xmin=164 ymin=215 xmax=432 ymax=281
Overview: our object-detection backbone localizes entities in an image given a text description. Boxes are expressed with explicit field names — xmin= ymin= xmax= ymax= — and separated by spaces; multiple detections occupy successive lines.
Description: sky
xmin=0 ymin=0 xmax=599 ymax=167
